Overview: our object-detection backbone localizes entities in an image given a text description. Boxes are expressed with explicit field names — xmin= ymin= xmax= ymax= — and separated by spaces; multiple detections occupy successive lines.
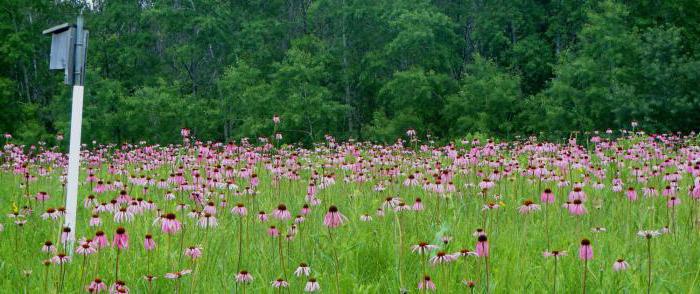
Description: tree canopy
xmin=1 ymin=0 xmax=699 ymax=145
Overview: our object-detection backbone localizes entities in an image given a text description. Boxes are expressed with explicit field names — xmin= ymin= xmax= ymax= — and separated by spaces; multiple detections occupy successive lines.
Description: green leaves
xmin=444 ymin=55 xmax=521 ymax=137
xmin=2 ymin=0 xmax=700 ymax=144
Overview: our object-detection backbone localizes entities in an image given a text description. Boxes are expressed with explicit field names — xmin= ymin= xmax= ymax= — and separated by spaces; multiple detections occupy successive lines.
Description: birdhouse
xmin=43 ymin=21 xmax=88 ymax=86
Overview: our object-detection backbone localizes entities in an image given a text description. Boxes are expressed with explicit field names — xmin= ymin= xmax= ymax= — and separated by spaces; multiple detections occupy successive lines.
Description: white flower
xmin=637 ymin=230 xmax=660 ymax=239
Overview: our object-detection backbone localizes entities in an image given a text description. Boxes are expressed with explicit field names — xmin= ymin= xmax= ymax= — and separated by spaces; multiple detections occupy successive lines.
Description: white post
xmin=65 ymin=85 xmax=84 ymax=251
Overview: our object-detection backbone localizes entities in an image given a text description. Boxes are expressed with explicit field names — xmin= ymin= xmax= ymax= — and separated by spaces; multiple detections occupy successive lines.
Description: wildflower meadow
xmin=2 ymin=127 xmax=700 ymax=293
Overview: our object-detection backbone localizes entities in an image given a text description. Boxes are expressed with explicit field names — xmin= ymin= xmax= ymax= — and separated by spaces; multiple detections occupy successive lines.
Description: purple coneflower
xmin=165 ymin=269 xmax=192 ymax=279
xmin=541 ymin=188 xmax=555 ymax=203
xmin=411 ymin=242 xmax=439 ymax=255
xmin=294 ymin=263 xmax=311 ymax=277
xmin=429 ymin=251 xmax=457 ymax=265
xmin=273 ymin=204 xmax=291 ymax=220
xmin=323 ymin=205 xmax=347 ymax=228
xmin=232 ymin=203 xmax=247 ymax=216
xmin=579 ymin=239 xmax=593 ymax=294
xmin=613 ymin=259 xmax=629 ymax=271
xmin=304 ymin=278 xmax=320 ymax=292
xmin=161 ymin=213 xmax=181 ymax=234
xmin=418 ymin=275 xmax=436 ymax=291
xmin=113 ymin=227 xmax=129 ymax=249
xmin=476 ymin=235 xmax=489 ymax=257
xmin=235 ymin=270 xmax=254 ymax=283
xmin=184 ymin=246 xmax=203 ymax=260
xmin=271 ymin=278 xmax=289 ymax=288
xmin=518 ymin=199 xmax=541 ymax=214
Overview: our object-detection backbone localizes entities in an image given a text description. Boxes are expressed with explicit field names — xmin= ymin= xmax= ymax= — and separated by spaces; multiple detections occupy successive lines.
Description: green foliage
xmin=1 ymin=0 xmax=700 ymax=144
xmin=444 ymin=56 xmax=521 ymax=137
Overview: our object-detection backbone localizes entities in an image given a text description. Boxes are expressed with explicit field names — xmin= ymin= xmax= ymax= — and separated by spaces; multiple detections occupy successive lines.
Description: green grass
xmin=1 ymin=145 xmax=699 ymax=293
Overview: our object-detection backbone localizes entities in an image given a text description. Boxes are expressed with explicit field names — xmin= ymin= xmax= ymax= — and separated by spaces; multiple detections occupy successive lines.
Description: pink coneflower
xmin=518 ymin=200 xmax=541 ymax=214
xmin=613 ymin=259 xmax=629 ymax=271
xmin=482 ymin=202 xmax=500 ymax=211
xmin=116 ymin=190 xmax=131 ymax=203
xmin=456 ymin=248 xmax=478 ymax=258
xmin=323 ymin=205 xmax=348 ymax=228
xmin=143 ymin=274 xmax=157 ymax=283
xmin=667 ymin=196 xmax=680 ymax=207
xmin=51 ymin=253 xmax=71 ymax=264
xmin=429 ymin=251 xmax=457 ymax=265
xmin=637 ymin=230 xmax=660 ymax=239
xmin=271 ymin=278 xmax=289 ymax=288
xmin=359 ymin=214 xmax=372 ymax=222
xmin=479 ymin=178 xmax=495 ymax=190
xmin=161 ymin=213 xmax=181 ymax=234
xmin=568 ymin=199 xmax=587 ymax=215
xmin=60 ymin=227 xmax=73 ymax=244
xmin=41 ymin=208 xmax=59 ymax=220
xmin=114 ymin=207 xmax=134 ymax=223
xmin=412 ymin=198 xmax=424 ymax=211
xmin=203 ymin=201 xmax=217 ymax=215
xmin=472 ymin=228 xmax=486 ymax=237
xmin=235 ymin=270 xmax=254 ymax=283
xmin=579 ymin=238 xmax=593 ymax=293
xmin=568 ymin=187 xmax=586 ymax=201
xmin=376 ymin=208 xmax=385 ymax=217
xmin=94 ymin=231 xmax=109 ymax=248
xmin=579 ymin=239 xmax=593 ymax=260
xmin=164 ymin=269 xmax=192 ymax=279
xmin=42 ymin=240 xmax=57 ymax=253
xmin=258 ymin=211 xmax=268 ymax=222
xmin=184 ymin=246 xmax=203 ymax=260
xmin=383 ymin=196 xmax=401 ymax=208
xmin=109 ymin=280 xmax=129 ymax=293
xmin=626 ymin=187 xmax=638 ymax=201
xmin=198 ymin=213 xmax=218 ymax=228
xmin=418 ymin=275 xmax=436 ymax=291
xmin=273 ymin=204 xmax=291 ymax=220
xmin=300 ymin=204 xmax=310 ymax=215
xmin=232 ymin=203 xmax=248 ymax=216
xmin=268 ymin=226 xmax=280 ymax=237
xmin=406 ymin=128 xmax=416 ymax=137
xmin=304 ymin=278 xmax=320 ymax=292
xmin=143 ymin=234 xmax=156 ymax=251
xmin=394 ymin=202 xmax=411 ymax=212
xmin=35 ymin=191 xmax=50 ymax=202
xmin=404 ymin=174 xmax=419 ymax=186
xmin=113 ymin=227 xmax=129 ymax=250
xmin=76 ymin=242 xmax=97 ymax=255
xmin=591 ymin=227 xmax=607 ymax=233
xmin=88 ymin=278 xmax=107 ymax=293
xmin=294 ymin=263 xmax=311 ymax=277
xmin=476 ymin=235 xmax=489 ymax=257
xmin=180 ymin=127 xmax=190 ymax=137
xmin=89 ymin=214 xmax=102 ymax=227
xmin=411 ymin=242 xmax=440 ymax=255
xmin=541 ymin=188 xmax=555 ymax=203
xmin=543 ymin=250 xmax=567 ymax=259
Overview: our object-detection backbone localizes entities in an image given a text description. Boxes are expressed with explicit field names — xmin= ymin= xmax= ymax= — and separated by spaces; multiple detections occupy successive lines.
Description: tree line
xmin=1 ymin=0 xmax=699 ymax=145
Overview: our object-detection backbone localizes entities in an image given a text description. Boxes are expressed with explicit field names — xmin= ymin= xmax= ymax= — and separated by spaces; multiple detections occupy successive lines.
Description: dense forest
xmin=1 ymin=0 xmax=699 ymax=145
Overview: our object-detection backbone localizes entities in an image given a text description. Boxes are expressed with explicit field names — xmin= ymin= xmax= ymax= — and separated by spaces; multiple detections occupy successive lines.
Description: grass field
xmin=1 ymin=132 xmax=700 ymax=293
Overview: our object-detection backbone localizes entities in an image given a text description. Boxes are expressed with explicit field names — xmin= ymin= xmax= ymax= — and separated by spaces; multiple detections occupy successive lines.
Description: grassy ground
xmin=1 ymin=136 xmax=699 ymax=293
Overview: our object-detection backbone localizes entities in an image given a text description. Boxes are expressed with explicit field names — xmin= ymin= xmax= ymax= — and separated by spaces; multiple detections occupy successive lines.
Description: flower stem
xmin=647 ymin=238 xmax=652 ymax=294
xmin=582 ymin=259 xmax=587 ymax=294
xmin=328 ymin=228 xmax=341 ymax=294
